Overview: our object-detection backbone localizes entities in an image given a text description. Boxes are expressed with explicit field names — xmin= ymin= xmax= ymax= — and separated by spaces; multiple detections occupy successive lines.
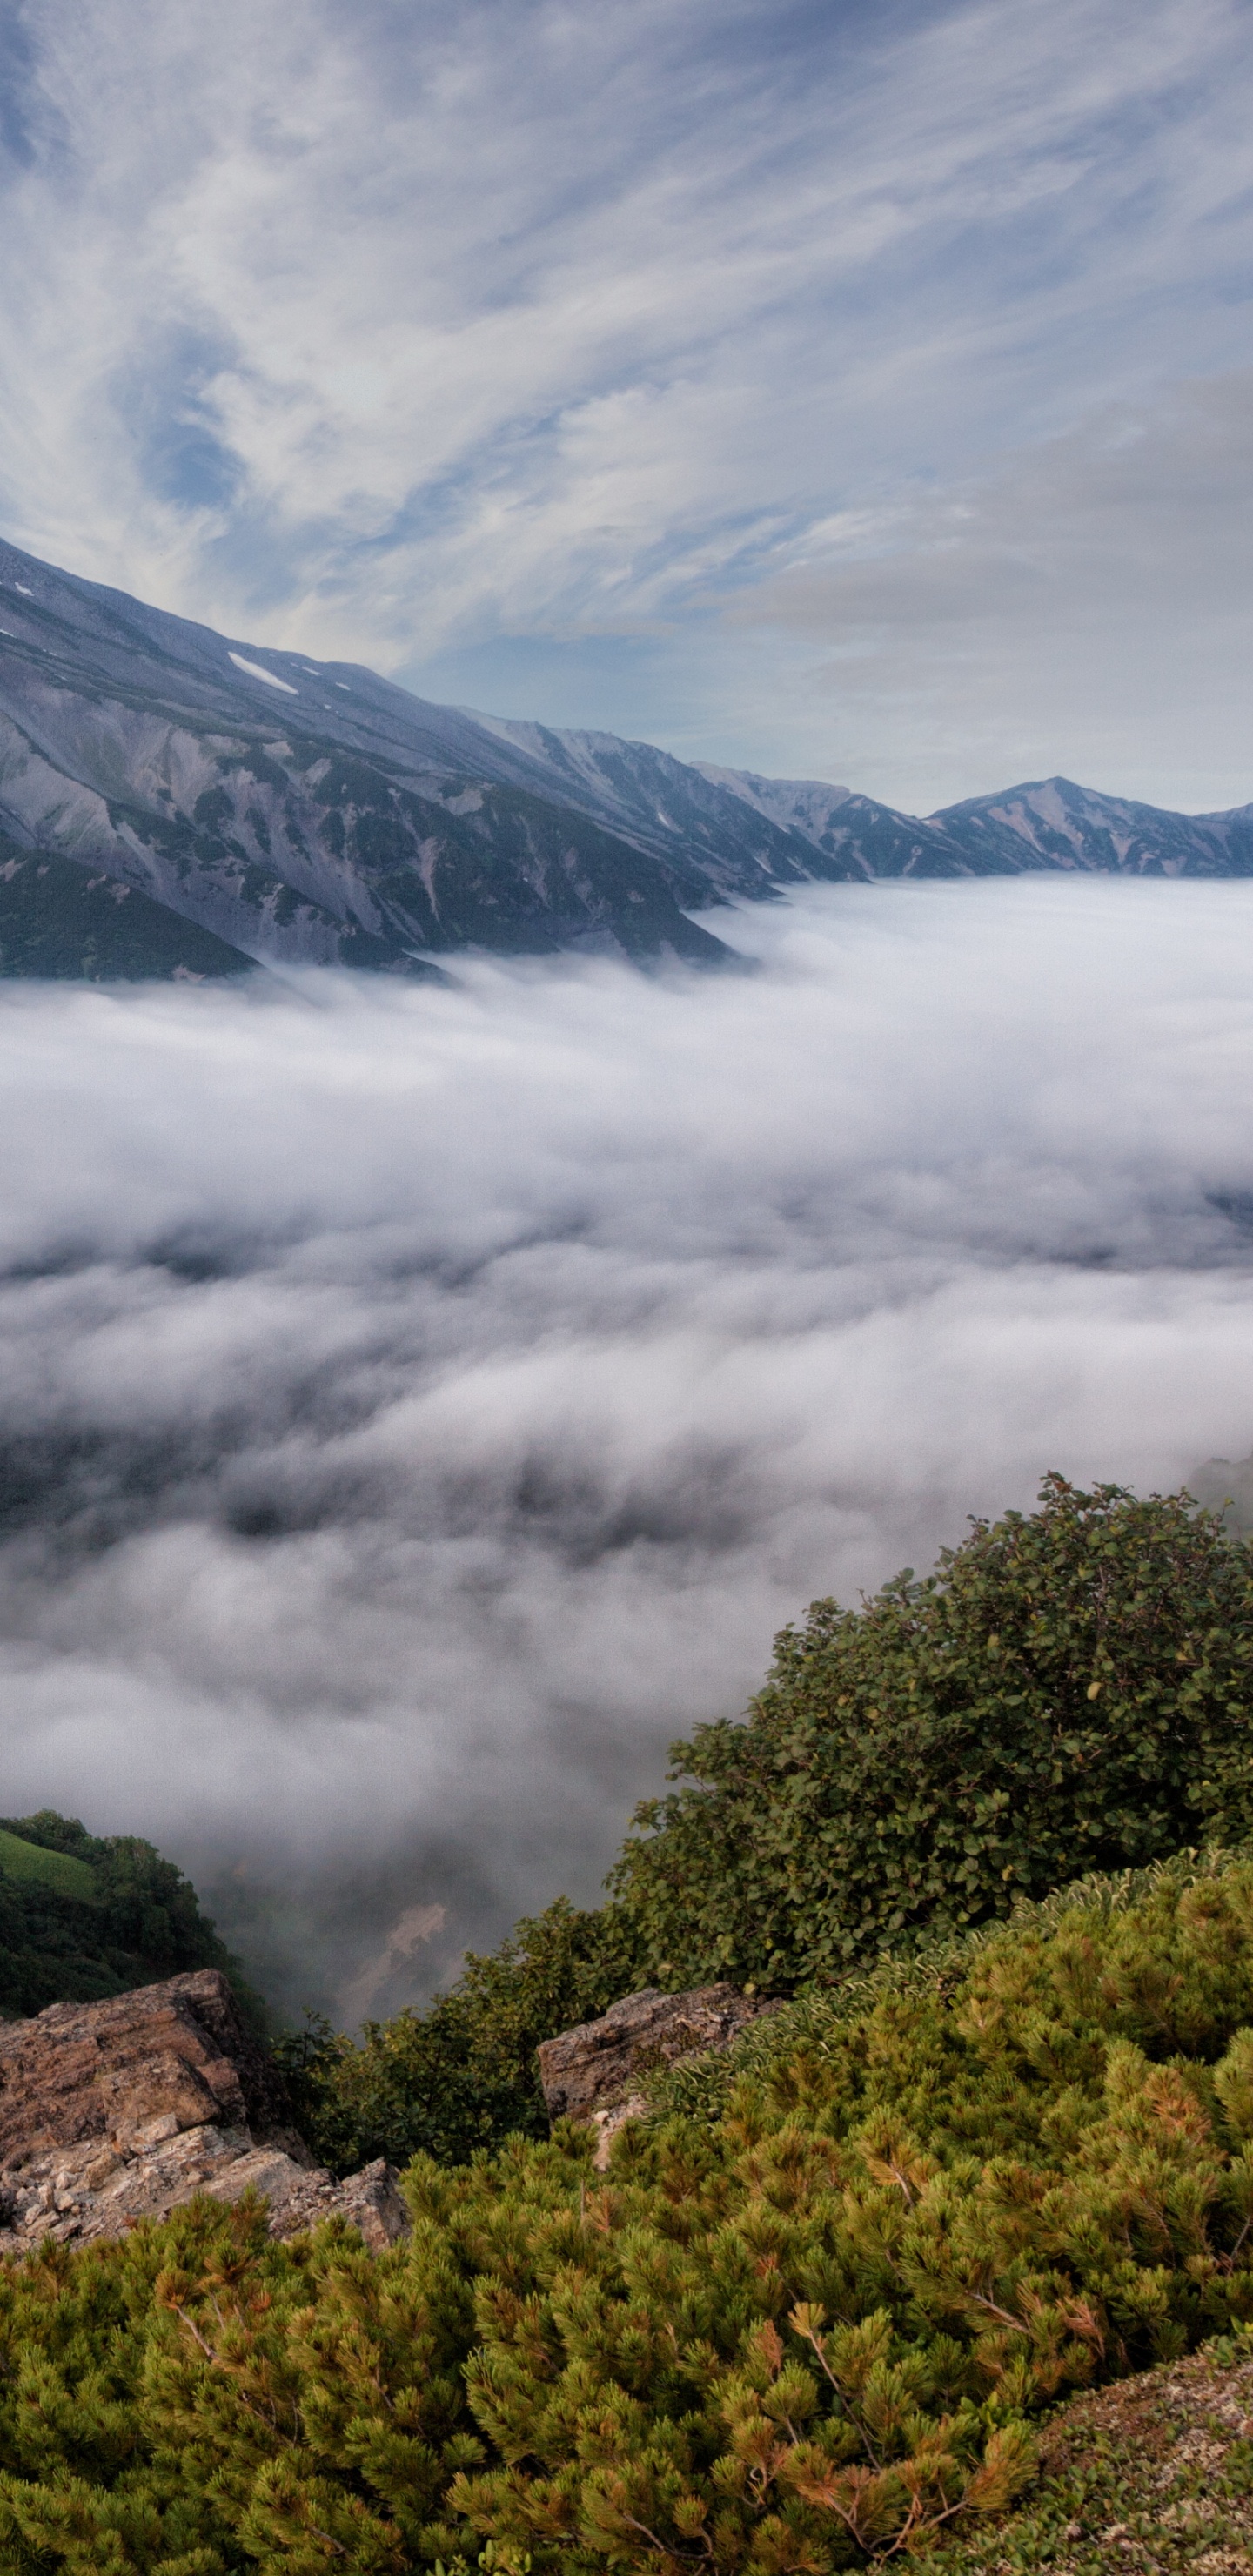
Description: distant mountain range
xmin=1 ymin=536 xmax=1251 ymax=978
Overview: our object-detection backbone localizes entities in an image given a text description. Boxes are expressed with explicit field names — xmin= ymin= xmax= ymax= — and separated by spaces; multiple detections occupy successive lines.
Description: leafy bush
xmin=278 ymin=1897 xmax=646 ymax=2175
xmin=608 ymin=1475 xmax=1253 ymax=1990
xmin=10 ymin=1854 xmax=1253 ymax=2567
xmin=0 ymin=1810 xmax=261 ymax=2022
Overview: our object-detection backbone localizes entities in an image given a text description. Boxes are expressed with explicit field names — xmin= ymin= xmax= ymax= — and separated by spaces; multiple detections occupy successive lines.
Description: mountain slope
xmin=703 ymin=763 xmax=1253 ymax=880
xmin=1 ymin=535 xmax=1251 ymax=980
xmin=0 ymin=835 xmax=251 ymax=978
xmin=484 ymin=728 xmax=1253 ymax=886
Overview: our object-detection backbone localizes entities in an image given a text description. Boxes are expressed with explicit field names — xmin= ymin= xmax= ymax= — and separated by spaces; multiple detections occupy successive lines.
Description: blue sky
xmin=1 ymin=0 xmax=1251 ymax=808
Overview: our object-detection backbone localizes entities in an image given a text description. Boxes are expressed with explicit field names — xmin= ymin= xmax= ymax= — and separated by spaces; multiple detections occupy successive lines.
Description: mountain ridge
xmin=1 ymin=534 xmax=1250 ymax=976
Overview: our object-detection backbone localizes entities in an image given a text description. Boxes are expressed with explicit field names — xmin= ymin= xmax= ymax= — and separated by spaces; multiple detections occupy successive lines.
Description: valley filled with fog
xmin=3 ymin=875 xmax=1252 ymax=2024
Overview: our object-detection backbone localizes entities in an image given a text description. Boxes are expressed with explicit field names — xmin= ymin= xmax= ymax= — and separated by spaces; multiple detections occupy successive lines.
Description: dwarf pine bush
xmin=9 ymin=1854 xmax=1253 ymax=2569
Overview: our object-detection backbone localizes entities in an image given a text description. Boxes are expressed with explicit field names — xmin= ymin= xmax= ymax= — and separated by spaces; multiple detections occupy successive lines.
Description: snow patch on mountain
xmin=228 ymin=654 xmax=298 ymax=694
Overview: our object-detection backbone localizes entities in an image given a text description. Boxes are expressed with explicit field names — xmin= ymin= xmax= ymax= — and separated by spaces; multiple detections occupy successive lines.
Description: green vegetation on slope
xmin=0 ymin=836 xmax=253 ymax=978
xmin=275 ymin=1895 xmax=646 ymax=2175
xmin=11 ymin=1854 xmax=1253 ymax=2568
xmin=285 ymin=1477 xmax=1253 ymax=2177
xmin=8 ymin=1479 xmax=1253 ymax=2564
xmin=0 ymin=1826 xmax=99 ymax=1904
xmin=0 ymin=1810 xmax=262 ymax=2021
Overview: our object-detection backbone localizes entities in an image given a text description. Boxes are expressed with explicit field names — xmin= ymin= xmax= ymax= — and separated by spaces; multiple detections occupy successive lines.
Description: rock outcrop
xmin=0 ymin=1970 xmax=408 ymax=2255
xmin=538 ymin=1982 xmax=778 ymax=2166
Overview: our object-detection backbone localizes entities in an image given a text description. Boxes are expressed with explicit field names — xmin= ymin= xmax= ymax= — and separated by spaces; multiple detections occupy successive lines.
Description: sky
xmin=3 ymin=878 xmax=1253 ymax=2021
xmin=0 ymin=0 xmax=1251 ymax=808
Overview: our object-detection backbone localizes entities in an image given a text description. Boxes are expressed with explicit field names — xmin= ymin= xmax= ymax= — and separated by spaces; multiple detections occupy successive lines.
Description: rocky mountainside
xmin=0 ymin=1964 xmax=767 ymax=2246
xmin=481 ymin=722 xmax=1253 ymax=883
xmin=1 ymin=535 xmax=1251 ymax=977
xmin=0 ymin=842 xmax=250 ymax=978
xmin=0 ymin=539 xmax=822 ymax=974
xmin=932 ymin=774 xmax=1253 ymax=876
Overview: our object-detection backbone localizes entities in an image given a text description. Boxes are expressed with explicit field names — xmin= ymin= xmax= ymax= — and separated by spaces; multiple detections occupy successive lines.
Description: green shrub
xmin=608 ymin=1475 xmax=1253 ymax=1990
xmin=278 ymin=1898 xmax=646 ymax=2175
xmin=12 ymin=1854 xmax=1253 ymax=2567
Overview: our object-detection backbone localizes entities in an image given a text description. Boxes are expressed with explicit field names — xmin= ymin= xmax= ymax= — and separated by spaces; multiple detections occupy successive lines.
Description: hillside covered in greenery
xmin=9 ymin=1852 xmax=1253 ymax=2568
xmin=7 ymin=1472 xmax=1253 ymax=2568
xmin=0 ymin=1809 xmax=257 ymax=2020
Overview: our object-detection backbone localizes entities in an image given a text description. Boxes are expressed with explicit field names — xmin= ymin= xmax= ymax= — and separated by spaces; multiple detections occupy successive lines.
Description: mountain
xmin=0 ymin=539 xmax=823 ymax=975
xmin=931 ymin=775 xmax=1253 ymax=876
xmin=703 ymin=767 xmax=1253 ymax=881
xmin=1 ymin=535 xmax=1251 ymax=978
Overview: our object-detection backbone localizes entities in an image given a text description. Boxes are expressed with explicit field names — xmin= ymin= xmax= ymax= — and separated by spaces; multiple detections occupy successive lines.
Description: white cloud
xmin=0 ymin=879 xmax=1251 ymax=2016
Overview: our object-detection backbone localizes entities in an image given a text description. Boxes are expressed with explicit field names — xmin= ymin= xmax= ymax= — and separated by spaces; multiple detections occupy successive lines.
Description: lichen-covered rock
xmin=538 ymin=1982 xmax=776 ymax=2165
xmin=0 ymin=1971 xmax=409 ymax=2254
xmin=0 ymin=1968 xmax=293 ymax=2161
xmin=254 ymin=2157 xmax=412 ymax=2252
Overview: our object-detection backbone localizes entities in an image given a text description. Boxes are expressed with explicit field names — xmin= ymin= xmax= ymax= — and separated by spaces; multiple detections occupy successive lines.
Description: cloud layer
xmin=0 ymin=0 xmax=1251 ymax=800
xmin=2 ymin=878 xmax=1252 ymax=2017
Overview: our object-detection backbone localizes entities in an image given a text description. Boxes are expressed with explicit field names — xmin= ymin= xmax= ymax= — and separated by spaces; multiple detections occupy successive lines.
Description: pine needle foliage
xmin=12 ymin=1855 xmax=1253 ymax=2567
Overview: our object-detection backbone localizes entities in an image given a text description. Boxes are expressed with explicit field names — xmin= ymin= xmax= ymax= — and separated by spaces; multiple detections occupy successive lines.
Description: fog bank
xmin=3 ymin=877 xmax=1253 ymax=2019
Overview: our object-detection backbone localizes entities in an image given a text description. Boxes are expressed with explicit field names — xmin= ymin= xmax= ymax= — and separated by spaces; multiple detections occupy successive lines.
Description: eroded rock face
xmin=0 ymin=1969 xmax=293 ymax=2163
xmin=0 ymin=1970 xmax=408 ymax=2256
xmin=538 ymin=1982 xmax=777 ymax=2166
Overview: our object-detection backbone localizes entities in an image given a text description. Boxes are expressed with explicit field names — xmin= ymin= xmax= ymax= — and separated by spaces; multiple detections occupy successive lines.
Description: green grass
xmin=0 ymin=1827 xmax=100 ymax=1904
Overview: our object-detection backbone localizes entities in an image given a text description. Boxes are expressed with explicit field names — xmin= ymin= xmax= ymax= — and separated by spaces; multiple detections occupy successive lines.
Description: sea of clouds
xmin=3 ymin=875 xmax=1253 ymax=2022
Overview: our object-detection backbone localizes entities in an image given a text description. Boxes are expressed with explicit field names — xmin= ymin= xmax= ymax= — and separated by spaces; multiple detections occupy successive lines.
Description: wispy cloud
xmin=0 ymin=0 xmax=1250 ymax=798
